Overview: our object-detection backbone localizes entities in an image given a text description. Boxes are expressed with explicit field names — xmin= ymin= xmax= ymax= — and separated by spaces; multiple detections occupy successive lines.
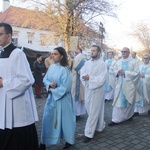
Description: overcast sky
xmin=103 ymin=0 xmax=150 ymax=51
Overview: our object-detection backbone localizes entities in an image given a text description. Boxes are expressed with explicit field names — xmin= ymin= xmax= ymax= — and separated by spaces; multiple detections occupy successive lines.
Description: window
xmin=12 ymin=31 xmax=19 ymax=46
xmin=27 ymin=32 xmax=34 ymax=44
xmin=40 ymin=34 xmax=47 ymax=46
xmin=40 ymin=34 xmax=59 ymax=46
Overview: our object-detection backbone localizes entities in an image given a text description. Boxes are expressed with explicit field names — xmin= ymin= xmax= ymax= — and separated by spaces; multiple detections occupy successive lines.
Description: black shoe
xmin=83 ymin=136 xmax=92 ymax=143
xmin=133 ymin=112 xmax=139 ymax=117
xmin=105 ymin=99 xmax=108 ymax=103
xmin=76 ymin=116 xmax=81 ymax=121
xmin=127 ymin=115 xmax=134 ymax=121
xmin=108 ymin=121 xmax=118 ymax=126
xmin=62 ymin=142 xmax=73 ymax=149
xmin=39 ymin=144 xmax=46 ymax=150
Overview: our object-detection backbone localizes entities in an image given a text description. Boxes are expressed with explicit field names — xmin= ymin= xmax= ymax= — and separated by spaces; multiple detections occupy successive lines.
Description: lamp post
xmin=99 ymin=22 xmax=106 ymax=61
xmin=99 ymin=22 xmax=105 ymax=48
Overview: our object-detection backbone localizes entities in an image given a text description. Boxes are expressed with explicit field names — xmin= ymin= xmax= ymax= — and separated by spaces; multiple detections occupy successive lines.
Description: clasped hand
xmin=48 ymin=82 xmax=57 ymax=93
xmin=118 ymin=70 xmax=125 ymax=76
xmin=0 ymin=77 xmax=3 ymax=88
xmin=50 ymin=82 xmax=57 ymax=88
xmin=140 ymin=73 xmax=145 ymax=78
xmin=82 ymin=74 xmax=89 ymax=80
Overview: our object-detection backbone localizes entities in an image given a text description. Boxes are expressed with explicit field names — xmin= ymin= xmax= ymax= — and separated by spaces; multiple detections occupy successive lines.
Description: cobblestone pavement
xmin=35 ymin=97 xmax=150 ymax=150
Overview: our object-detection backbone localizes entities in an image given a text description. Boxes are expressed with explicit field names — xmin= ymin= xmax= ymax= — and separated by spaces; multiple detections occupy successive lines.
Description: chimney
xmin=0 ymin=0 xmax=10 ymax=13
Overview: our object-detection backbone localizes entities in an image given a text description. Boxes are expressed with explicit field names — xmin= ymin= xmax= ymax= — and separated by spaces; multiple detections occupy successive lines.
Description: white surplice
xmin=0 ymin=48 xmax=38 ymax=129
xmin=134 ymin=57 xmax=141 ymax=64
xmin=134 ymin=63 xmax=150 ymax=114
xmin=80 ymin=57 xmax=107 ymax=138
xmin=112 ymin=56 xmax=140 ymax=123
xmin=104 ymin=58 xmax=116 ymax=100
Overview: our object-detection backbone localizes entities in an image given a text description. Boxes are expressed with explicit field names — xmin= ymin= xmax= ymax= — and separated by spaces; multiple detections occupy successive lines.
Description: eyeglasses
xmin=121 ymin=51 xmax=128 ymax=53
xmin=143 ymin=58 xmax=149 ymax=59
xmin=0 ymin=33 xmax=9 ymax=36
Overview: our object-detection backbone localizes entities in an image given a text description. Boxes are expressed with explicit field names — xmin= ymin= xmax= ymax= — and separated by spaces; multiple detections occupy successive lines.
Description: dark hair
xmin=0 ymin=22 xmax=13 ymax=35
xmin=132 ymin=51 xmax=136 ymax=54
xmin=123 ymin=47 xmax=130 ymax=52
xmin=53 ymin=47 xmax=68 ymax=67
xmin=36 ymin=54 xmax=42 ymax=59
xmin=78 ymin=47 xmax=82 ymax=53
xmin=92 ymin=45 xmax=101 ymax=52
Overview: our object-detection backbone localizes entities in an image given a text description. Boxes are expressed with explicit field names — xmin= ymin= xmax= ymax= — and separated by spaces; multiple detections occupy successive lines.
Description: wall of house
xmin=13 ymin=26 xmax=63 ymax=52
xmin=0 ymin=0 xmax=10 ymax=12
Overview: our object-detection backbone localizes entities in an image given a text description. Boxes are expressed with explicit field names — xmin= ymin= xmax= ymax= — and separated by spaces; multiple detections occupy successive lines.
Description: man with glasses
xmin=134 ymin=54 xmax=150 ymax=116
xmin=0 ymin=22 xmax=38 ymax=150
xmin=108 ymin=47 xmax=140 ymax=126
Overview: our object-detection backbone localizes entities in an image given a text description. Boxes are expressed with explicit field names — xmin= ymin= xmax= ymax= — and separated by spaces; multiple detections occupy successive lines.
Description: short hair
xmin=107 ymin=51 xmax=114 ymax=55
xmin=36 ymin=54 xmax=42 ymax=59
xmin=92 ymin=45 xmax=101 ymax=52
xmin=132 ymin=51 xmax=136 ymax=54
xmin=53 ymin=47 xmax=68 ymax=67
xmin=122 ymin=47 xmax=130 ymax=52
xmin=0 ymin=22 xmax=13 ymax=35
xmin=143 ymin=54 xmax=150 ymax=59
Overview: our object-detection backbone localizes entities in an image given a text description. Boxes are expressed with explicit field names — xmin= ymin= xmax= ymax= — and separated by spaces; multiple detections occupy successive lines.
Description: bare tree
xmin=16 ymin=0 xmax=117 ymax=51
xmin=130 ymin=22 xmax=150 ymax=55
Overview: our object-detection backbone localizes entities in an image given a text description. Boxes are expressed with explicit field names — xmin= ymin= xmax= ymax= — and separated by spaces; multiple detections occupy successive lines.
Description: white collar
xmin=121 ymin=56 xmax=133 ymax=62
xmin=0 ymin=46 xmax=4 ymax=52
xmin=3 ymin=42 xmax=11 ymax=49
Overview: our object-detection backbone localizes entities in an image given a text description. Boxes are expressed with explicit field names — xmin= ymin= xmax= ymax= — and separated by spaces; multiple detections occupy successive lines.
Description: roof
xmin=0 ymin=6 xmax=57 ymax=31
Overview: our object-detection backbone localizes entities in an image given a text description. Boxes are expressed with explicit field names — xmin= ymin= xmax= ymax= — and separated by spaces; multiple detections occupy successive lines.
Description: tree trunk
xmin=64 ymin=34 xmax=70 ymax=52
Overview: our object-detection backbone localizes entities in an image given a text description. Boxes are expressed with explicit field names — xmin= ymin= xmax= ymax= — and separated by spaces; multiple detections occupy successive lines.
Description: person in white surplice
xmin=104 ymin=51 xmax=116 ymax=102
xmin=108 ymin=47 xmax=140 ymax=126
xmin=0 ymin=23 xmax=38 ymax=150
xmin=134 ymin=54 xmax=150 ymax=116
xmin=131 ymin=51 xmax=141 ymax=64
xmin=80 ymin=45 xmax=107 ymax=143
xmin=71 ymin=47 xmax=86 ymax=118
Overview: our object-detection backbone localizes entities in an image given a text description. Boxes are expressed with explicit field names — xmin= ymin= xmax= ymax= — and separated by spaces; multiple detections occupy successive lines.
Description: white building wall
xmin=13 ymin=27 xmax=63 ymax=52
xmin=0 ymin=0 xmax=10 ymax=12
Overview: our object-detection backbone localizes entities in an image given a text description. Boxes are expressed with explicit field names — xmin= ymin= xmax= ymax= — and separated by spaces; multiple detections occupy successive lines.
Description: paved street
xmin=35 ymin=97 xmax=150 ymax=150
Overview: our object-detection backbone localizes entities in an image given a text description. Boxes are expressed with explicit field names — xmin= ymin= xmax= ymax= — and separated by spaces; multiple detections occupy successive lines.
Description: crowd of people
xmin=0 ymin=22 xmax=150 ymax=150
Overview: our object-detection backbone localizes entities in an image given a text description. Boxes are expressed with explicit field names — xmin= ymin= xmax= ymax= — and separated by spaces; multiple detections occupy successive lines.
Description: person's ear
xmin=8 ymin=34 xmax=12 ymax=41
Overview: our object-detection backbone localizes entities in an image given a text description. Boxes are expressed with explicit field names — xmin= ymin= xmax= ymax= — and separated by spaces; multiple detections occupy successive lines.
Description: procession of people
xmin=0 ymin=22 xmax=150 ymax=150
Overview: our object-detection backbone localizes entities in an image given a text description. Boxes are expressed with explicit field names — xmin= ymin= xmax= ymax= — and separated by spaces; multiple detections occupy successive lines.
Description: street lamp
xmin=99 ymin=22 xmax=105 ymax=48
